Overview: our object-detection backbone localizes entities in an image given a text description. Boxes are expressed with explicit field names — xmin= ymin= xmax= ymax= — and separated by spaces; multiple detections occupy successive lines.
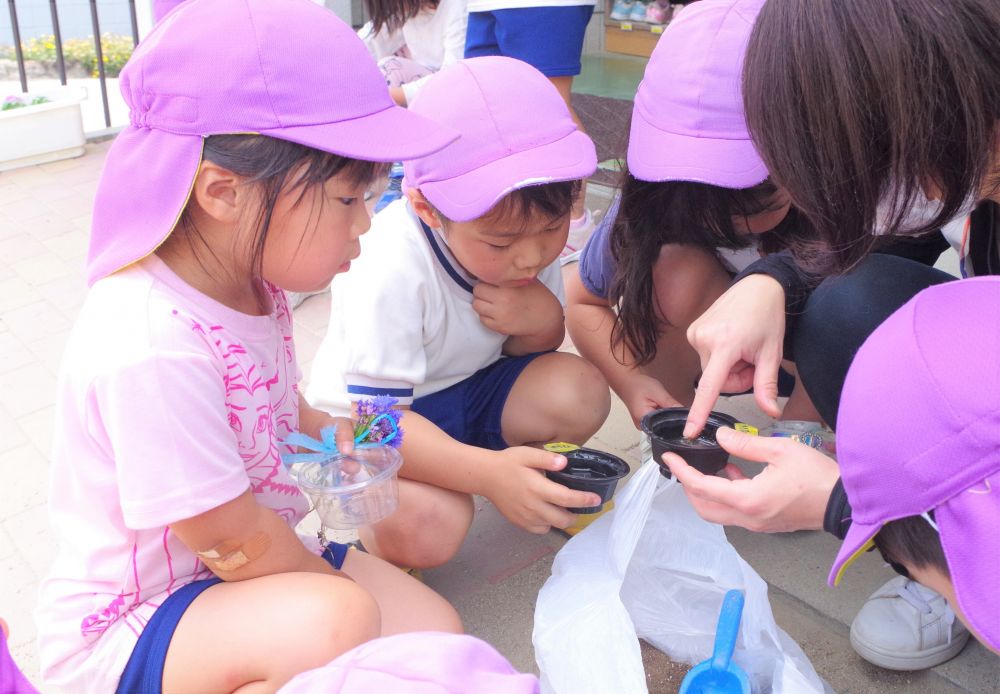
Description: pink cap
xmin=278 ymin=632 xmax=540 ymax=693
xmin=403 ymin=57 xmax=596 ymax=222
xmin=628 ymin=0 xmax=768 ymax=186
xmin=86 ymin=0 xmax=458 ymax=286
xmin=830 ymin=278 xmax=1000 ymax=652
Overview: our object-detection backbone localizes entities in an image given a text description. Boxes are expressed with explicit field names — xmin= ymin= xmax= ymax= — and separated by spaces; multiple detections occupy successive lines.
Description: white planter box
xmin=0 ymin=86 xmax=87 ymax=172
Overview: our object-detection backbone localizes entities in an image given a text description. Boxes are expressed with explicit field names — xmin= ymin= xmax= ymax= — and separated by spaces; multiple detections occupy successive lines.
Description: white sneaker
xmin=850 ymin=576 xmax=970 ymax=671
xmin=560 ymin=209 xmax=602 ymax=265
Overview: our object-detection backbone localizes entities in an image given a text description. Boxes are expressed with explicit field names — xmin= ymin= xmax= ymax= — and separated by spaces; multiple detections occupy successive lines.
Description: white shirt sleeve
xmin=332 ymin=211 xmax=431 ymax=406
xmin=401 ymin=0 xmax=468 ymax=104
xmin=357 ymin=20 xmax=406 ymax=61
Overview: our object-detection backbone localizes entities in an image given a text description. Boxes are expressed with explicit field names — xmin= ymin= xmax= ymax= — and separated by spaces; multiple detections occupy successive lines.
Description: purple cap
xmin=628 ymin=0 xmax=768 ymax=185
xmin=277 ymin=632 xmax=540 ymax=693
xmin=830 ymin=278 xmax=1000 ymax=652
xmin=403 ymin=57 xmax=596 ymax=222
xmin=86 ymin=0 xmax=458 ymax=286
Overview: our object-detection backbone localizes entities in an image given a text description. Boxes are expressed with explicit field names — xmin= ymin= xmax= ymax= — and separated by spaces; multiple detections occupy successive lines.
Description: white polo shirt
xmin=307 ymin=199 xmax=564 ymax=416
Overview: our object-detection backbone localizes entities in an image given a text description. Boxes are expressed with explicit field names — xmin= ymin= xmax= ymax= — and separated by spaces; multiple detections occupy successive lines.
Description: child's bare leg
xmin=641 ymin=245 xmax=733 ymax=405
xmin=501 ymin=352 xmax=610 ymax=445
xmin=162 ymin=572 xmax=380 ymax=693
xmin=777 ymin=362 xmax=825 ymax=424
xmin=340 ymin=548 xmax=463 ymax=635
xmin=358 ymin=479 xmax=474 ymax=569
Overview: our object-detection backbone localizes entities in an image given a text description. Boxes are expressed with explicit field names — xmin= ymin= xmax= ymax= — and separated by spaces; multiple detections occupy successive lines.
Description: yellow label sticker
xmin=620 ymin=21 xmax=633 ymax=31
xmin=544 ymin=442 xmax=581 ymax=454
xmin=651 ymin=25 xmax=664 ymax=34
xmin=734 ymin=423 xmax=759 ymax=436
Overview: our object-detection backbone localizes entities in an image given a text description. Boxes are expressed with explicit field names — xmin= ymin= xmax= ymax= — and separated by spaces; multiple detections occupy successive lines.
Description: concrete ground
xmin=1 ymin=140 xmax=997 ymax=693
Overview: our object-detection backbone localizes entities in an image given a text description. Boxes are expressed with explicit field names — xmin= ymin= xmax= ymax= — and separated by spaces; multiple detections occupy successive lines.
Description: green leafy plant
xmin=0 ymin=34 xmax=134 ymax=78
xmin=2 ymin=94 xmax=50 ymax=111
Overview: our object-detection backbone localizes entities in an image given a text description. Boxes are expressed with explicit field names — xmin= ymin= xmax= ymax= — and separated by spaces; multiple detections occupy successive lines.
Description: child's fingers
xmin=331 ymin=416 xmax=355 ymax=455
xmin=715 ymin=426 xmax=787 ymax=464
xmin=685 ymin=354 xmax=734 ymax=437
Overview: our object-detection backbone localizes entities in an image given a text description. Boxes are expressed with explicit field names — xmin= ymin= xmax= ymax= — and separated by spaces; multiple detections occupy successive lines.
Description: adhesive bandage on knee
xmin=196 ymin=532 xmax=271 ymax=572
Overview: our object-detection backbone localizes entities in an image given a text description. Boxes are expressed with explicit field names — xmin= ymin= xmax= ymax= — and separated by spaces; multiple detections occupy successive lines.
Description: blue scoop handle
xmin=711 ymin=590 xmax=745 ymax=671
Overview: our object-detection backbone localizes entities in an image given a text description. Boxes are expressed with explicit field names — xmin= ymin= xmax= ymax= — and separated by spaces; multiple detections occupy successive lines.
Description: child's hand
xmin=482 ymin=447 xmax=603 ymax=533
xmin=473 ymin=280 xmax=562 ymax=338
xmin=621 ymin=374 xmax=682 ymax=429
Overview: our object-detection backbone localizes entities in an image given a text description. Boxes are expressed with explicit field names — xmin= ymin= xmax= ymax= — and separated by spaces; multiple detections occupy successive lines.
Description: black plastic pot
xmin=545 ymin=447 xmax=630 ymax=513
xmin=640 ymin=407 xmax=738 ymax=478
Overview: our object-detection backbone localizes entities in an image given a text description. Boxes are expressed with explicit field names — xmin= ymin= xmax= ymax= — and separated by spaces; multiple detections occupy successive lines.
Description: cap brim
xmin=937 ymin=476 xmax=1000 ymax=652
xmin=627 ymin=107 xmax=768 ymax=187
xmin=416 ymin=129 xmax=596 ymax=222
xmin=86 ymin=106 xmax=458 ymax=286
xmin=261 ymin=104 xmax=459 ymax=163
xmin=87 ymin=126 xmax=203 ymax=286
xmin=828 ymin=519 xmax=882 ymax=588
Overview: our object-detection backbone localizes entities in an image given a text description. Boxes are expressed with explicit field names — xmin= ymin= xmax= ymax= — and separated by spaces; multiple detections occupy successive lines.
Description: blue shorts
xmin=464 ymin=6 xmax=595 ymax=77
xmin=116 ymin=542 xmax=351 ymax=694
xmin=411 ymin=352 xmax=546 ymax=450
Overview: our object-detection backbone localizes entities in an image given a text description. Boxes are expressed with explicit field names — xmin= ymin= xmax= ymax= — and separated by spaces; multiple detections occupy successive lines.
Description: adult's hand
xmin=663 ymin=427 xmax=839 ymax=533
xmin=684 ymin=274 xmax=787 ymax=438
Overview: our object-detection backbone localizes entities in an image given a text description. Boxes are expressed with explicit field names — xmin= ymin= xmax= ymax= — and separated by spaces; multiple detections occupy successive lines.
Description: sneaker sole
xmin=850 ymin=628 xmax=970 ymax=671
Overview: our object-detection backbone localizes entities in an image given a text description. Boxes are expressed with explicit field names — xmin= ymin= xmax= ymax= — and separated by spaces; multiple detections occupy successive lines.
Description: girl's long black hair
xmin=366 ymin=0 xmax=439 ymax=34
xmin=607 ymin=165 xmax=805 ymax=364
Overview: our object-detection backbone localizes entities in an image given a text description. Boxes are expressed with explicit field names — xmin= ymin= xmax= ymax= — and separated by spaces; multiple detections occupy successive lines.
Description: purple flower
xmin=353 ymin=396 xmax=403 ymax=448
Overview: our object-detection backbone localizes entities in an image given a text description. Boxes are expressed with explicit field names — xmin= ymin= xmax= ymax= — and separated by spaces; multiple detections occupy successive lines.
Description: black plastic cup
xmin=545 ymin=447 xmax=630 ymax=513
xmin=640 ymin=407 xmax=739 ymax=478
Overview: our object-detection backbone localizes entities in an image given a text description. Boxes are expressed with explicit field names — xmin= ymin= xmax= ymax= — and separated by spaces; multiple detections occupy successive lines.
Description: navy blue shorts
xmin=464 ymin=6 xmax=595 ymax=77
xmin=411 ymin=353 xmax=546 ymax=450
xmin=116 ymin=542 xmax=351 ymax=694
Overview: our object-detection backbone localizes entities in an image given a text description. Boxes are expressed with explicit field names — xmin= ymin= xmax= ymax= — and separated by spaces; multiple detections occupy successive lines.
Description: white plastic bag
xmin=533 ymin=461 xmax=828 ymax=694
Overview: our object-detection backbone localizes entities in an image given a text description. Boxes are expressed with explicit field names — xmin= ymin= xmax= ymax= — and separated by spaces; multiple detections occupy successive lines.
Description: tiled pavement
xmin=2 ymin=140 xmax=998 ymax=693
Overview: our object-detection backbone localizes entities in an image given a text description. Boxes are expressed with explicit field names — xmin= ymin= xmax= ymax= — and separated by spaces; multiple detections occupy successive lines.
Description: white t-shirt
xmin=308 ymin=199 xmax=565 ymax=416
xmin=358 ymin=0 xmax=468 ymax=103
xmin=467 ymin=0 xmax=594 ymax=13
xmin=37 ymin=256 xmax=320 ymax=693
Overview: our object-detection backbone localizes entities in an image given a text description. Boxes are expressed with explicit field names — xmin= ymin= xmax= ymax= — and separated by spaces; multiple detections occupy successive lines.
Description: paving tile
xmin=18 ymin=211 xmax=76 ymax=241
xmin=34 ymin=274 xmax=88 ymax=318
xmin=9 ymin=641 xmax=41 ymax=690
xmin=0 ymin=523 xmax=16 ymax=561
xmin=0 ymin=363 xmax=57 ymax=418
xmin=0 ymin=331 xmax=35 ymax=375
xmin=0 ymin=182 xmax=29 ymax=206
xmin=11 ymin=253 xmax=77 ymax=288
xmin=0 ymin=277 xmax=43 ymax=313
xmin=0 ymin=445 xmax=49 ymax=516
xmin=0 ymin=234 xmax=49 ymax=265
xmin=1 ymin=576 xmax=39 ymax=649
xmin=2 ymin=197 xmax=53 ymax=224
xmin=4 ymin=505 xmax=54 ymax=578
xmin=16 ymin=407 xmax=55 ymax=458
xmin=290 ymin=291 xmax=332 ymax=333
xmin=0 ymin=405 xmax=30 ymax=456
xmin=2 ymin=302 xmax=72 ymax=345
xmin=40 ymin=229 xmax=89 ymax=262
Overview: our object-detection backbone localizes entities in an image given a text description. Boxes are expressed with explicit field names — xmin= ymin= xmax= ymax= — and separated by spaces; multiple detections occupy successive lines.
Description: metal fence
xmin=5 ymin=0 xmax=138 ymax=128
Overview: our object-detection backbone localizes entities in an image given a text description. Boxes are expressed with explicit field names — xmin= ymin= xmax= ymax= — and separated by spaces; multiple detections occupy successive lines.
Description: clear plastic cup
xmin=289 ymin=446 xmax=403 ymax=529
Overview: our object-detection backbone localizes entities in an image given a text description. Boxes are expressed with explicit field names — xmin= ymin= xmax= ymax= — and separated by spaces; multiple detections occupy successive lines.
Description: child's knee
xmin=553 ymin=355 xmax=611 ymax=427
xmin=301 ymin=575 xmax=381 ymax=652
xmin=378 ymin=492 xmax=473 ymax=568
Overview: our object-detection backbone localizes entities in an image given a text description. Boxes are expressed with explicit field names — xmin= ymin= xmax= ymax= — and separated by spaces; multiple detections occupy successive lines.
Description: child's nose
xmin=353 ymin=201 xmax=372 ymax=238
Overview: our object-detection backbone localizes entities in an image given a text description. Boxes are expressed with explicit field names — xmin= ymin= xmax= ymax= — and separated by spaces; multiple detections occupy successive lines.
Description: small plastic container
xmin=289 ymin=446 xmax=403 ymax=529
xmin=641 ymin=407 xmax=738 ymax=478
xmin=545 ymin=447 xmax=630 ymax=513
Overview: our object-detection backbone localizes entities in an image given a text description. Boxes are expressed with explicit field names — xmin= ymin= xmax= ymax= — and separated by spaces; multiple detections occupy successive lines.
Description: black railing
xmin=5 ymin=0 xmax=140 ymax=129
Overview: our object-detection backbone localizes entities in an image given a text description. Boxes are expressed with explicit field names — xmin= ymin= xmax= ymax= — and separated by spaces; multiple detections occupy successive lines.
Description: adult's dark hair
xmin=366 ymin=0 xmax=439 ymax=34
xmin=176 ymin=134 xmax=384 ymax=302
xmin=438 ymin=179 xmax=581 ymax=230
xmin=743 ymin=0 xmax=1000 ymax=274
xmin=873 ymin=512 xmax=950 ymax=579
xmin=607 ymin=167 xmax=798 ymax=364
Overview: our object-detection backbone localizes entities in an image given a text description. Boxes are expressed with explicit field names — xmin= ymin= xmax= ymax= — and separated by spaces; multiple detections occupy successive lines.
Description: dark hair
xmin=175 ymin=134 xmax=385 ymax=301
xmin=437 ymin=179 xmax=581 ymax=230
xmin=743 ymin=0 xmax=1000 ymax=274
xmin=366 ymin=0 xmax=439 ymax=34
xmin=873 ymin=511 xmax=950 ymax=579
xmin=607 ymin=167 xmax=798 ymax=364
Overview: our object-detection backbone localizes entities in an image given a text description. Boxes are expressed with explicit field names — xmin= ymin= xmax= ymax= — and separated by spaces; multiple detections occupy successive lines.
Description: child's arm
xmin=396 ymin=408 xmax=602 ymax=532
xmin=472 ymin=279 xmax=565 ymax=356
xmin=565 ymin=270 xmax=680 ymax=427
xmin=171 ymin=488 xmax=350 ymax=581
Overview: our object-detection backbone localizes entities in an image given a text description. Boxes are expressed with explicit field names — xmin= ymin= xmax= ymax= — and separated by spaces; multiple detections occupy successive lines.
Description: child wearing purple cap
xmin=308 ymin=57 xmax=608 ymax=568
xmin=37 ymin=0 xmax=464 ymax=691
xmin=565 ymin=0 xmax=823 ymax=432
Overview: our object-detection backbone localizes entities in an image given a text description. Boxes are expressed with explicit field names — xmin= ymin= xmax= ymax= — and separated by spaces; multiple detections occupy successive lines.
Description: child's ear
xmin=406 ymin=188 xmax=444 ymax=229
xmin=191 ymin=161 xmax=243 ymax=224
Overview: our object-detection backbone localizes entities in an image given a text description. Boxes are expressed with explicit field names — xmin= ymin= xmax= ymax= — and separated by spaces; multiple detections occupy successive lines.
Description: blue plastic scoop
xmin=679 ymin=590 xmax=751 ymax=694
